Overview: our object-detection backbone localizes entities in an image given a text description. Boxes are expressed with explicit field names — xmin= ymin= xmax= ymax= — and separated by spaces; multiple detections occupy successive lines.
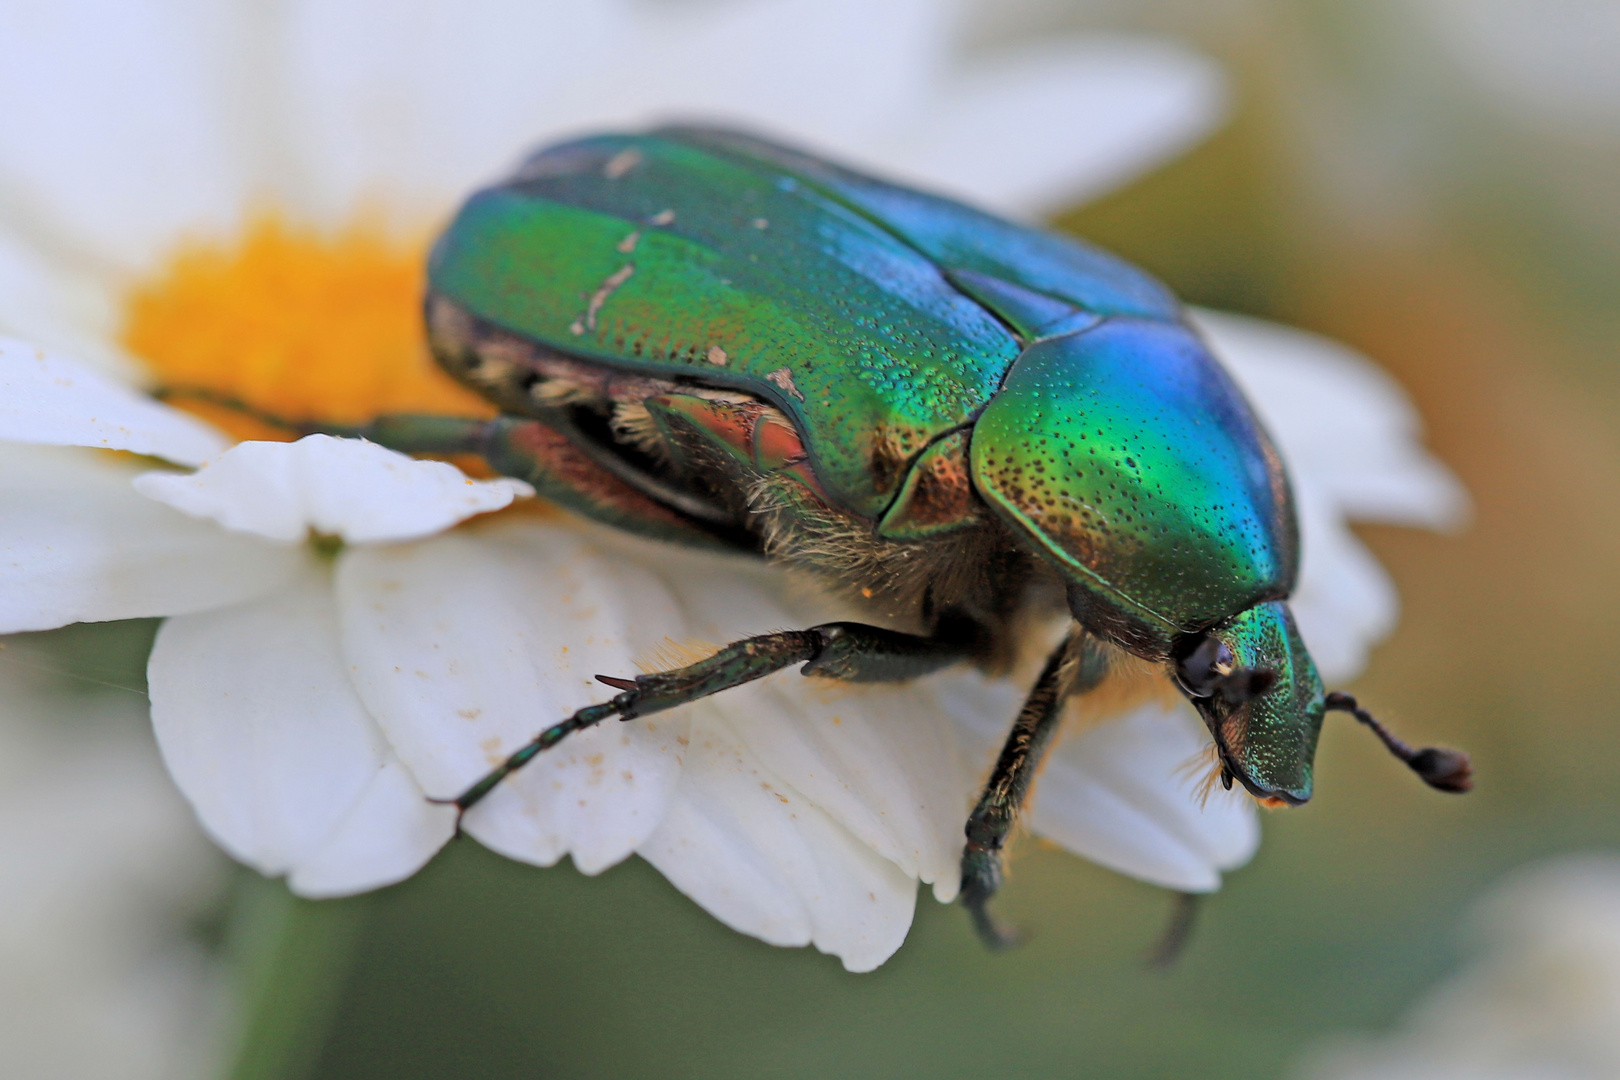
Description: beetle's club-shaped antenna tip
xmin=1324 ymin=691 xmax=1473 ymax=793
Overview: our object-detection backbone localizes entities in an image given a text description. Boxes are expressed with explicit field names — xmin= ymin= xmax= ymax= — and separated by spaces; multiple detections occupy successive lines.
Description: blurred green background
xmin=24 ymin=2 xmax=1620 ymax=1077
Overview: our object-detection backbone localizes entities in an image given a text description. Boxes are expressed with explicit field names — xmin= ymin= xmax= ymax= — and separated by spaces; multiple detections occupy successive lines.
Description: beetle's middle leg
xmin=960 ymin=628 xmax=1109 ymax=948
xmin=443 ymin=620 xmax=979 ymax=813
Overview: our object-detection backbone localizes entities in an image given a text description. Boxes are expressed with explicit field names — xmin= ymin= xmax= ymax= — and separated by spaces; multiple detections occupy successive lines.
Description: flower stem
xmin=221 ymin=873 xmax=371 ymax=1080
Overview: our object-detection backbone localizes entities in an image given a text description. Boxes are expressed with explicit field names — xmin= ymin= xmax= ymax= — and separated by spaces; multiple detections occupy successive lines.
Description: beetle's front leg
xmin=443 ymin=621 xmax=976 ymax=813
xmin=960 ymin=629 xmax=1108 ymax=948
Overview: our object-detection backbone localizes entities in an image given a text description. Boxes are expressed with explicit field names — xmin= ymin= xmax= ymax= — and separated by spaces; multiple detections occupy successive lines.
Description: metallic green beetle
xmin=299 ymin=127 xmax=1469 ymax=944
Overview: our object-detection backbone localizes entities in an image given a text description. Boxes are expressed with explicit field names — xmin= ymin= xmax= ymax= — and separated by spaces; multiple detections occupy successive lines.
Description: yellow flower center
xmin=122 ymin=215 xmax=494 ymax=442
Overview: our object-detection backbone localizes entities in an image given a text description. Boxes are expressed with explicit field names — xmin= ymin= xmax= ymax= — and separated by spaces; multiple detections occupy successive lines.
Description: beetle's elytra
xmin=285 ymin=127 xmax=1469 ymax=944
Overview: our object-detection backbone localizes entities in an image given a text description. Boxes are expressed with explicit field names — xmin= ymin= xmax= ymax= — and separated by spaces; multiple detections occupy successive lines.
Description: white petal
xmin=596 ymin=533 xmax=1004 ymax=911
xmin=1193 ymin=308 xmax=1469 ymax=530
xmin=275 ymin=0 xmax=949 ymax=220
xmin=942 ymin=682 xmax=1258 ymax=893
xmin=0 ymin=444 xmax=301 ymax=634
xmin=286 ymin=761 xmax=456 ymax=898
xmin=885 ymin=36 xmax=1228 ymax=216
xmin=134 ymin=435 xmax=531 ymax=545
xmin=0 ymin=229 xmax=133 ymax=380
xmin=637 ymin=702 xmax=917 ymax=973
xmin=1193 ymin=307 xmax=1466 ymax=681
xmin=717 ymin=672 xmax=978 ymax=903
xmin=148 ymin=563 xmax=444 ymax=890
xmin=1290 ymin=483 xmax=1402 ymax=684
xmin=585 ymin=533 xmax=974 ymax=894
xmin=0 ymin=338 xmax=228 ymax=466
xmin=275 ymin=0 xmax=633 ymax=220
xmin=598 ymin=0 xmax=948 ymax=151
xmin=335 ymin=520 xmax=686 ymax=874
xmin=0 ymin=0 xmax=251 ymax=272
xmin=1028 ymin=704 xmax=1259 ymax=893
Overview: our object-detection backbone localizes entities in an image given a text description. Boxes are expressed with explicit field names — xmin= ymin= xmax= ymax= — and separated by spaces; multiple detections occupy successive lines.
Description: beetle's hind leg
xmin=960 ymin=629 xmax=1109 ymax=949
xmin=442 ymin=621 xmax=979 ymax=814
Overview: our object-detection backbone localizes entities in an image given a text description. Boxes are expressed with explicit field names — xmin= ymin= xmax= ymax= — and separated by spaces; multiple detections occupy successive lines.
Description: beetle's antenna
xmin=1324 ymin=692 xmax=1472 ymax=793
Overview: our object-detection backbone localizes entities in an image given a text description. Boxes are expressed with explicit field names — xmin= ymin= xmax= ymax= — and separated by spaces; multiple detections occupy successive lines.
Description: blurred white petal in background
xmin=0 ymin=659 xmax=226 ymax=1080
xmin=1298 ymin=856 xmax=1620 ymax=1080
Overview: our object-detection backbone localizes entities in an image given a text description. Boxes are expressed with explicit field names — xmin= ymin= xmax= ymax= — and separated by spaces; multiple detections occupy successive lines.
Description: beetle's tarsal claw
xmin=960 ymin=884 xmax=1025 ymax=950
xmin=1324 ymin=691 xmax=1473 ymax=794
xmin=595 ymin=674 xmax=639 ymax=691
xmin=969 ymin=908 xmax=1026 ymax=951
xmin=959 ymin=842 xmax=1029 ymax=950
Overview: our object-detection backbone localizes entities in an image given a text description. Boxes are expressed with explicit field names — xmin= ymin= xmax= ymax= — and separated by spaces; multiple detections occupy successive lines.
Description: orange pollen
xmin=122 ymin=215 xmax=494 ymax=442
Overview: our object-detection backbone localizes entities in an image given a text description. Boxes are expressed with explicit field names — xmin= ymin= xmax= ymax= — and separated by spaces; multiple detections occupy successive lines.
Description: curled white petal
xmin=149 ymin=563 xmax=451 ymax=890
xmin=0 ymin=444 xmax=302 ymax=634
xmin=133 ymin=434 xmax=532 ymax=545
xmin=0 ymin=337 xmax=228 ymax=466
xmin=637 ymin=702 xmax=917 ymax=974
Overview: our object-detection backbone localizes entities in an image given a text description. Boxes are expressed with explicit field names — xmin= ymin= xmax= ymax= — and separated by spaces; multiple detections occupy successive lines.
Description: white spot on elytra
xmin=706 ymin=345 xmax=729 ymax=367
xmin=648 ymin=208 xmax=675 ymax=226
xmin=582 ymin=264 xmax=635 ymax=332
xmin=603 ymin=148 xmax=642 ymax=179
xmin=616 ymin=230 xmax=641 ymax=254
xmin=765 ymin=367 xmax=805 ymax=402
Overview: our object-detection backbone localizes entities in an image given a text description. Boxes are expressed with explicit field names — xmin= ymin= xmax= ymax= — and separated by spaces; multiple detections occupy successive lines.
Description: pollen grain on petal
xmin=122 ymin=214 xmax=495 ymax=441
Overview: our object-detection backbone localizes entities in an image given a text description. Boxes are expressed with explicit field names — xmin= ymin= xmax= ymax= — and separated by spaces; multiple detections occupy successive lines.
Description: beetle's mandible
xmin=192 ymin=127 xmax=1472 ymax=945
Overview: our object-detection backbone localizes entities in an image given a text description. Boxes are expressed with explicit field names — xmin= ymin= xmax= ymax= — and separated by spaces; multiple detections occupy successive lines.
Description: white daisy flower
xmin=0 ymin=0 xmax=1462 ymax=973
xmin=1299 ymin=855 xmax=1620 ymax=1080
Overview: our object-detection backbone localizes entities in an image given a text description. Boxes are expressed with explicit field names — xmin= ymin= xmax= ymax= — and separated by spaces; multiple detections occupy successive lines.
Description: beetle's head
xmin=1173 ymin=600 xmax=1323 ymax=806
xmin=1172 ymin=599 xmax=1474 ymax=805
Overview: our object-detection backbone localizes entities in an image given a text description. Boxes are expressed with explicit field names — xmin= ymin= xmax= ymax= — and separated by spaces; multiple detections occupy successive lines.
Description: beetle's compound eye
xmin=1174 ymin=633 xmax=1276 ymax=704
xmin=1173 ymin=635 xmax=1234 ymax=698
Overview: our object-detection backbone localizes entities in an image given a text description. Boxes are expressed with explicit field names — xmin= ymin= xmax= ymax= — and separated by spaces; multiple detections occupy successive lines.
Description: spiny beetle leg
xmin=960 ymin=629 xmax=1109 ymax=949
xmin=429 ymin=697 xmax=628 ymax=812
xmin=440 ymin=622 xmax=975 ymax=815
